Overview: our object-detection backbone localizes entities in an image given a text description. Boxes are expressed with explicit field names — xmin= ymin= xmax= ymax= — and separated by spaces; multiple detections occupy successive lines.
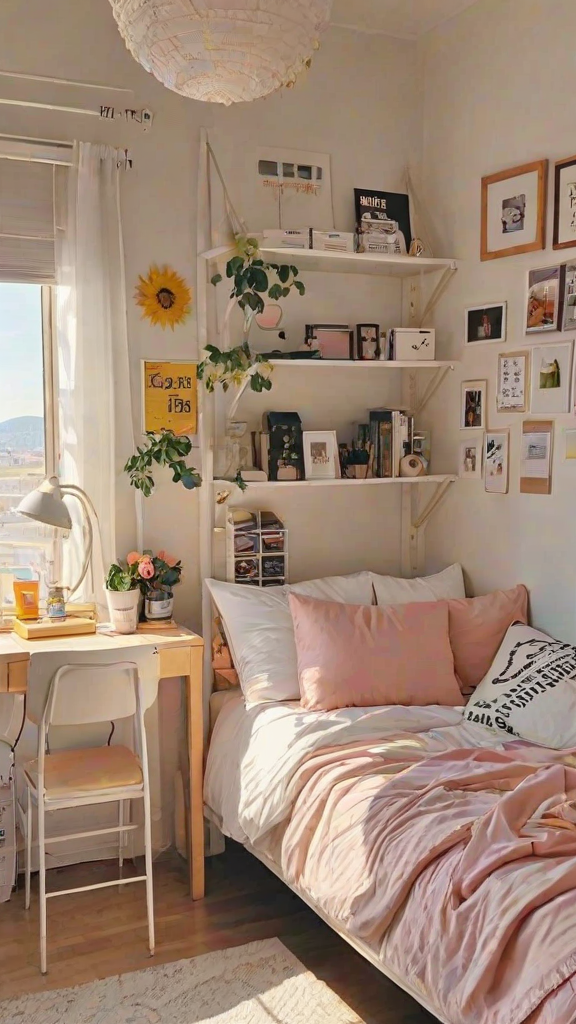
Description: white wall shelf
xmin=214 ymin=475 xmax=456 ymax=490
xmin=260 ymin=247 xmax=457 ymax=279
xmin=267 ymin=359 xmax=456 ymax=369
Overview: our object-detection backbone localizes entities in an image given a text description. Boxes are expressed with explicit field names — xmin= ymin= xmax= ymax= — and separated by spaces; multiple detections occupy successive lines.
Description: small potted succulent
xmin=127 ymin=549 xmax=183 ymax=622
xmin=105 ymin=560 xmax=142 ymax=634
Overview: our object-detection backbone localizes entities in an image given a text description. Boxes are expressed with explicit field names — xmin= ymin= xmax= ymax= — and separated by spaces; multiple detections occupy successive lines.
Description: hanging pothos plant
xmin=197 ymin=236 xmax=305 ymax=394
xmin=124 ymin=430 xmax=201 ymax=498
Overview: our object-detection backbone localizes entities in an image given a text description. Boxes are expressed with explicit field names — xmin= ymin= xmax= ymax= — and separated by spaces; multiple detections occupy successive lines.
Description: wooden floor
xmin=0 ymin=842 xmax=437 ymax=1022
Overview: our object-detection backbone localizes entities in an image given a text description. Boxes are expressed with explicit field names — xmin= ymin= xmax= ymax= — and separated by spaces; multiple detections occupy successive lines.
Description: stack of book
xmin=369 ymin=409 xmax=413 ymax=478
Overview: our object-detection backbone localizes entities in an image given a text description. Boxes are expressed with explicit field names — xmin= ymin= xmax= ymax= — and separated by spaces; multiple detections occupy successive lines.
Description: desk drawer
xmin=0 ymin=660 xmax=28 ymax=694
xmin=158 ymin=646 xmax=191 ymax=678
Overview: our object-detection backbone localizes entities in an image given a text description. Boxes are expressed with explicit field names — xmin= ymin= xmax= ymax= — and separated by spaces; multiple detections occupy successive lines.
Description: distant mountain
xmin=0 ymin=416 xmax=44 ymax=451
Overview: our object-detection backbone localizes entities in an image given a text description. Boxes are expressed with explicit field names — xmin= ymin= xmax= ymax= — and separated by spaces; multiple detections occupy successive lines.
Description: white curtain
xmin=55 ymin=143 xmax=137 ymax=607
xmin=41 ymin=144 xmax=174 ymax=861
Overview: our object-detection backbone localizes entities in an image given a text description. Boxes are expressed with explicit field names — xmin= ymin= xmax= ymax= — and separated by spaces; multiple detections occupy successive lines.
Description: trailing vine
xmin=124 ymin=430 xmax=201 ymax=498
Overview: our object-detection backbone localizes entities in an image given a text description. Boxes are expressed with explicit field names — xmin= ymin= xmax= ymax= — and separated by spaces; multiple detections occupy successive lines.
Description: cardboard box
xmin=388 ymin=328 xmax=435 ymax=361
xmin=311 ymin=230 xmax=355 ymax=253
xmin=262 ymin=229 xmax=311 ymax=249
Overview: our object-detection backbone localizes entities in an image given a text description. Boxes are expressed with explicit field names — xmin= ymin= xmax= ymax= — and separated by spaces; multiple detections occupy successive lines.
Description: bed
xmin=203 ymin=570 xmax=576 ymax=1024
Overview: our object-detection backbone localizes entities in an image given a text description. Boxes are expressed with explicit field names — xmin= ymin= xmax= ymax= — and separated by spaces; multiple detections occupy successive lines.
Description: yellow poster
xmin=142 ymin=360 xmax=197 ymax=436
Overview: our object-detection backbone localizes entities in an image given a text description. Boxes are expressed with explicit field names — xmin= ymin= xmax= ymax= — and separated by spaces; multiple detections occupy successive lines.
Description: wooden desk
xmin=0 ymin=625 xmax=205 ymax=900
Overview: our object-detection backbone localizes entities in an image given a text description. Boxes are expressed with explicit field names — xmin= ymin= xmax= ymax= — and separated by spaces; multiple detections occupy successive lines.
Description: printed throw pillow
xmin=464 ymin=622 xmax=576 ymax=749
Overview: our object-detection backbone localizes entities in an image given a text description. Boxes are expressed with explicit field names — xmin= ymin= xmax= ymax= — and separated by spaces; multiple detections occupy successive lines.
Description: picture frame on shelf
xmin=485 ymin=430 xmax=510 ymax=494
xmin=461 ymin=380 xmax=487 ymax=430
xmin=561 ymin=262 xmax=576 ymax=332
xmin=529 ymin=341 xmax=573 ymax=415
xmin=553 ymin=154 xmax=576 ymax=251
xmin=481 ymin=160 xmax=547 ymax=261
xmin=356 ymin=323 xmax=380 ymax=361
xmin=525 ymin=265 xmax=564 ymax=333
xmin=303 ymin=430 xmax=340 ymax=480
xmin=465 ymin=303 xmax=506 ymax=345
xmin=497 ymin=351 xmax=529 ymax=413
xmin=459 ymin=437 xmax=483 ymax=479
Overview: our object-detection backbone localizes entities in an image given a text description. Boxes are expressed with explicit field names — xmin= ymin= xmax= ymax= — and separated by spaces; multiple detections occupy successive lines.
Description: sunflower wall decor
xmin=135 ymin=264 xmax=192 ymax=330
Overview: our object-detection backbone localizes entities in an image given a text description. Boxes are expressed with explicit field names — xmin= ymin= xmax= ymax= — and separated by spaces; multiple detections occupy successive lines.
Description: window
xmin=0 ymin=282 xmax=57 ymax=619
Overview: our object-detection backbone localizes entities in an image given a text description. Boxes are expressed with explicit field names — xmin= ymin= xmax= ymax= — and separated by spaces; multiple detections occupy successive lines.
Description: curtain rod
xmin=0 ymin=69 xmax=133 ymax=93
xmin=0 ymin=96 xmax=153 ymax=129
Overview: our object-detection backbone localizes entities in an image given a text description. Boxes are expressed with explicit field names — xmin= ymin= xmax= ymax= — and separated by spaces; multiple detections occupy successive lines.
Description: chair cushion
xmin=24 ymin=745 xmax=143 ymax=798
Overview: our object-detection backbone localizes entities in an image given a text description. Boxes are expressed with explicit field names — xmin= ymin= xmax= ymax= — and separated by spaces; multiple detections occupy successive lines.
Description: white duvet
xmin=204 ymin=696 xmax=505 ymax=846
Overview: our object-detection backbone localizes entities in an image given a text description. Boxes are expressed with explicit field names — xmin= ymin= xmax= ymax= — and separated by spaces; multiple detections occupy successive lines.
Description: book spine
xmin=380 ymin=420 xmax=393 ymax=478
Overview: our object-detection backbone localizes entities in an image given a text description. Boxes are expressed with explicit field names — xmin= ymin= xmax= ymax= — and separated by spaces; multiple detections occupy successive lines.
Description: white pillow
xmin=371 ymin=563 xmax=465 ymax=606
xmin=205 ymin=572 xmax=374 ymax=705
xmin=464 ymin=622 xmax=576 ymax=749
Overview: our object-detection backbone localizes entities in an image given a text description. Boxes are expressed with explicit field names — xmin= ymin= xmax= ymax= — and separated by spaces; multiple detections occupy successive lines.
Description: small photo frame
xmin=262 ymin=555 xmax=285 ymax=579
xmin=526 ymin=265 xmax=564 ymax=333
xmin=459 ymin=437 xmax=483 ymax=479
xmin=481 ymin=160 xmax=547 ymax=261
xmin=303 ymin=430 xmax=339 ymax=479
xmin=553 ymin=154 xmax=576 ymax=251
xmin=356 ymin=323 xmax=380 ymax=360
xmin=529 ymin=341 xmax=573 ymax=415
xmin=564 ymin=428 xmax=576 ymax=460
xmin=485 ymin=430 xmax=510 ymax=494
xmin=465 ymin=303 xmax=506 ymax=345
xmin=562 ymin=262 xmax=576 ymax=332
xmin=461 ymin=380 xmax=487 ymax=430
xmin=497 ymin=351 xmax=529 ymax=413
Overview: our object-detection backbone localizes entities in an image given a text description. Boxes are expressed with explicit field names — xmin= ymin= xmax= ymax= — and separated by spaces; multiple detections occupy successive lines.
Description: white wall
xmin=0 ymin=0 xmax=422 ymax=629
xmin=419 ymin=0 xmax=576 ymax=641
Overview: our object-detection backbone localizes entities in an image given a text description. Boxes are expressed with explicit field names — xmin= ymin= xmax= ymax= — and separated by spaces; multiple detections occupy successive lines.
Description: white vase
xmin=106 ymin=587 xmax=140 ymax=634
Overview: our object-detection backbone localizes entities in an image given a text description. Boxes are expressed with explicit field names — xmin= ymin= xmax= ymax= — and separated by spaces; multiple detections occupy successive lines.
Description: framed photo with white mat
xmin=529 ymin=341 xmax=573 ymax=414
xmin=481 ymin=160 xmax=547 ymax=261
xmin=485 ymin=430 xmax=510 ymax=494
xmin=459 ymin=437 xmax=483 ymax=479
xmin=554 ymin=154 xmax=576 ymax=250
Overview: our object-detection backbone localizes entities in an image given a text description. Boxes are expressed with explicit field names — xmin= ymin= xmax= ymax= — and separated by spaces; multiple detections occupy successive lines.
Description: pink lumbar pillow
xmin=447 ymin=585 xmax=528 ymax=695
xmin=288 ymin=592 xmax=464 ymax=712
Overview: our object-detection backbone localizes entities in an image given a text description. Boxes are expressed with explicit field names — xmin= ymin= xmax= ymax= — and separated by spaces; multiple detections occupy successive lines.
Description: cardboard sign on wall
xmin=520 ymin=420 xmax=554 ymax=495
xmin=142 ymin=360 xmax=197 ymax=436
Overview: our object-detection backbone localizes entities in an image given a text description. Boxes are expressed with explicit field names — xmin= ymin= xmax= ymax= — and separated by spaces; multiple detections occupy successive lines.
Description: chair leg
xmin=37 ymin=799 xmax=47 ymax=975
xmin=25 ymin=794 xmax=32 ymax=911
xmin=118 ymin=800 xmax=125 ymax=870
xmin=143 ymin=789 xmax=155 ymax=956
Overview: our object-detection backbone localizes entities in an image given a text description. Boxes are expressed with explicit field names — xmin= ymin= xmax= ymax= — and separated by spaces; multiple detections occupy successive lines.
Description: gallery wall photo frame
xmin=459 ymin=436 xmax=483 ymax=479
xmin=561 ymin=262 xmax=576 ymax=332
xmin=497 ymin=351 xmax=529 ymax=413
xmin=461 ymin=380 xmax=487 ymax=430
xmin=485 ymin=430 xmax=510 ymax=494
xmin=529 ymin=341 xmax=573 ymax=415
xmin=553 ymin=154 xmax=576 ymax=251
xmin=481 ymin=159 xmax=547 ymax=261
xmin=465 ymin=303 xmax=507 ymax=345
xmin=525 ymin=264 xmax=564 ymax=333
xmin=520 ymin=420 xmax=554 ymax=495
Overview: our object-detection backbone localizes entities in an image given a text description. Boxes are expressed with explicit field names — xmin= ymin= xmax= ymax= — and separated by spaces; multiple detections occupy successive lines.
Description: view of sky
xmin=0 ymin=283 xmax=44 ymax=423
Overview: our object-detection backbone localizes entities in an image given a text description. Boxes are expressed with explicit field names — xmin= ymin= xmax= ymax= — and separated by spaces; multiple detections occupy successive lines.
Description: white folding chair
xmin=21 ymin=660 xmax=155 ymax=974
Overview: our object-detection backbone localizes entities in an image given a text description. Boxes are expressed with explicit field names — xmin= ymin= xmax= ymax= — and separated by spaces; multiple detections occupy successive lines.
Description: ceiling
xmin=331 ymin=0 xmax=479 ymax=38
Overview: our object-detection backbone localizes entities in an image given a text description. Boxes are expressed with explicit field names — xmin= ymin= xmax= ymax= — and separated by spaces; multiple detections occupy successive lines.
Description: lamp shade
xmin=17 ymin=475 xmax=73 ymax=531
xmin=109 ymin=0 xmax=333 ymax=105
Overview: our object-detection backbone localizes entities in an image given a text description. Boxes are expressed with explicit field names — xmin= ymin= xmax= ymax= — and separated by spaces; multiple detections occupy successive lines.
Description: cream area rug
xmin=0 ymin=938 xmax=364 ymax=1024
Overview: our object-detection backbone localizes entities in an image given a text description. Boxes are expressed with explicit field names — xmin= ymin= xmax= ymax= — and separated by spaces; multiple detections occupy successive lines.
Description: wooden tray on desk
xmin=12 ymin=617 xmax=97 ymax=640
xmin=136 ymin=619 xmax=178 ymax=633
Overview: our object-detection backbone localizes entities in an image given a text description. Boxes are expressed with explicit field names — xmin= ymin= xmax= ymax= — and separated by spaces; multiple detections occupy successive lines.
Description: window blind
xmin=0 ymin=159 xmax=56 ymax=283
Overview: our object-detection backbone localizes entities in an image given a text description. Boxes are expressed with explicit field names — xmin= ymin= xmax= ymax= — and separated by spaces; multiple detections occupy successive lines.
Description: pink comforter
xmin=265 ymin=741 xmax=576 ymax=1024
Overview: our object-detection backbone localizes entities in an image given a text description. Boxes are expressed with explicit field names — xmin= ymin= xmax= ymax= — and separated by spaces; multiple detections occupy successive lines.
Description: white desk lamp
xmin=17 ymin=475 xmax=98 ymax=599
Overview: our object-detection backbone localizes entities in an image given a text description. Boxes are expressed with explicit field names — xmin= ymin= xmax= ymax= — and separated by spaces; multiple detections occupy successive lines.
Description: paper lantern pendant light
xmin=109 ymin=0 xmax=333 ymax=106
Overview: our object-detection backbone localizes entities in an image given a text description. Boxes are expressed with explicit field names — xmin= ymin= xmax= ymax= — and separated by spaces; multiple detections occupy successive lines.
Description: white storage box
xmin=262 ymin=229 xmax=311 ymax=249
xmin=311 ymin=230 xmax=355 ymax=253
xmin=0 ymin=741 xmax=16 ymax=902
xmin=389 ymin=328 xmax=435 ymax=361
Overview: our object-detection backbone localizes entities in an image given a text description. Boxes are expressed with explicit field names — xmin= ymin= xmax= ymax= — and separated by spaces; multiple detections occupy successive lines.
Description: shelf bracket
xmin=402 ymin=477 xmax=455 ymax=576
xmin=412 ymin=364 xmax=454 ymax=415
xmin=419 ymin=264 xmax=457 ymax=326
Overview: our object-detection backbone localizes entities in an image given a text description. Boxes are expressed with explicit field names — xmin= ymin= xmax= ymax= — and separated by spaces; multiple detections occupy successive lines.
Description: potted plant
xmin=128 ymin=549 xmax=183 ymax=622
xmin=105 ymin=560 xmax=142 ymax=634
